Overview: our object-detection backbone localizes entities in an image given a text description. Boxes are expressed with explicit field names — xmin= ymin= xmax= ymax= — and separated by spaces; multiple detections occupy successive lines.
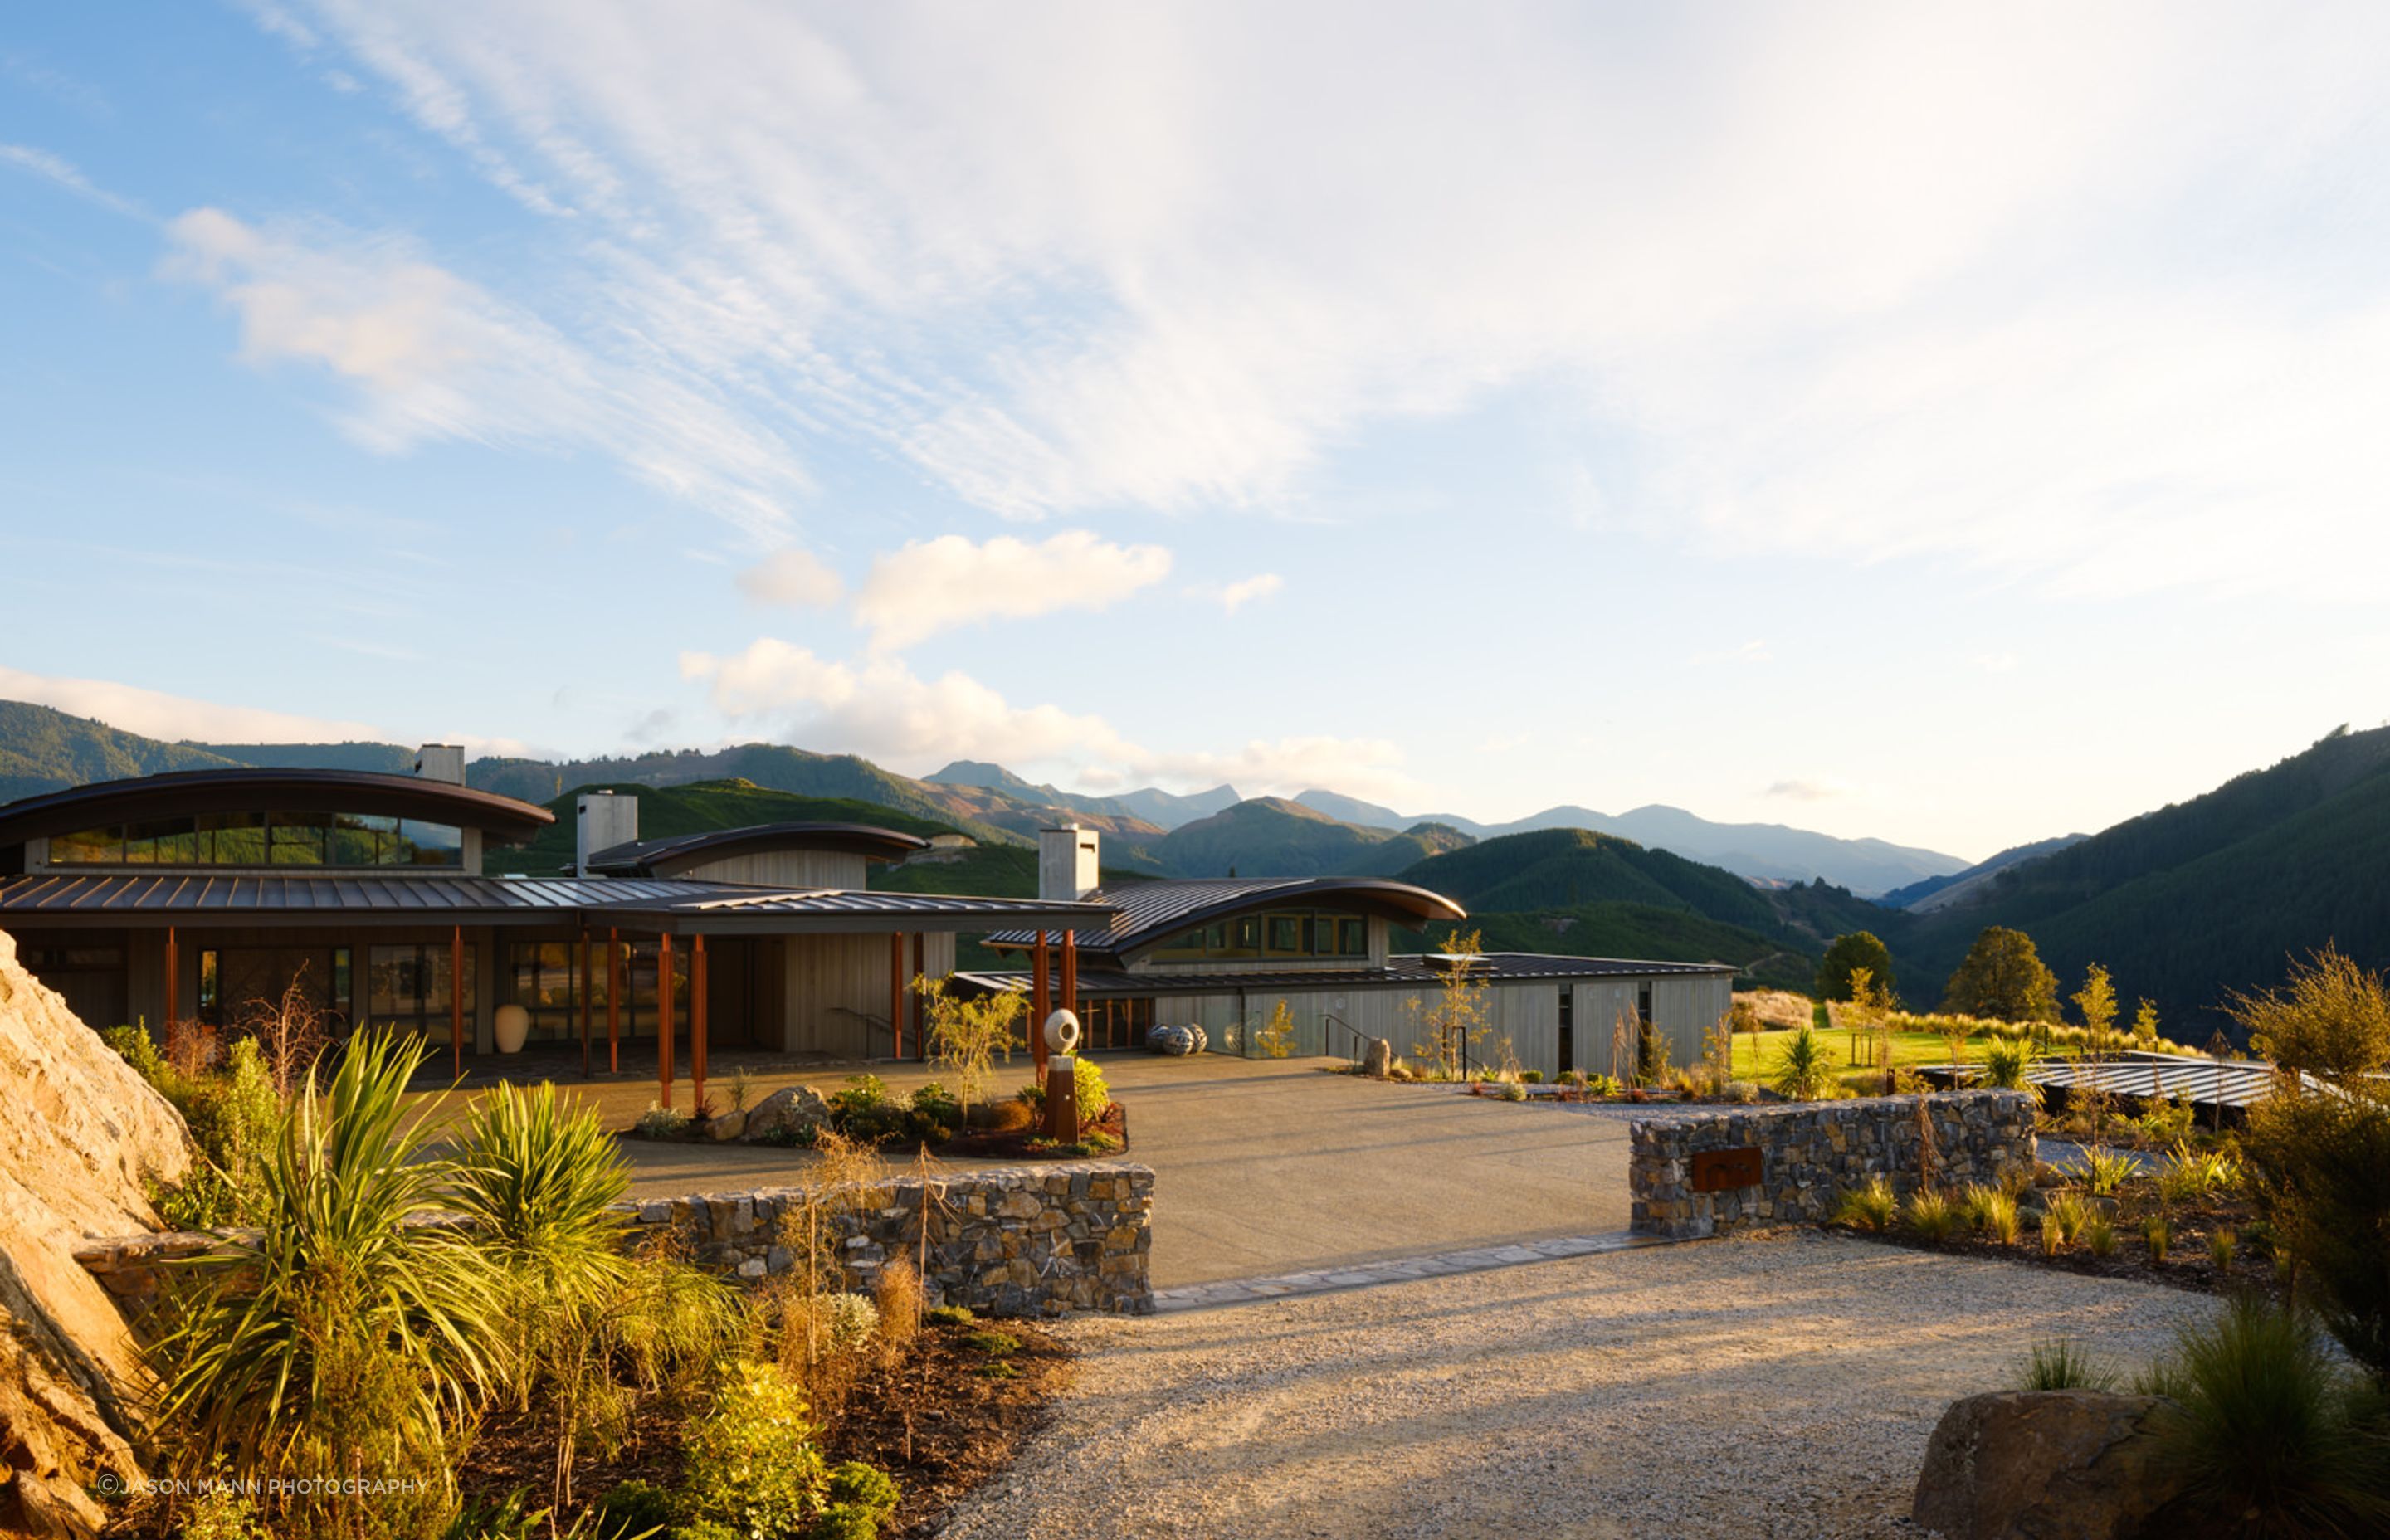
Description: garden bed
xmin=1836 ymin=1163 xmax=2281 ymax=1302
xmin=447 ymin=1317 xmax=1076 ymax=1537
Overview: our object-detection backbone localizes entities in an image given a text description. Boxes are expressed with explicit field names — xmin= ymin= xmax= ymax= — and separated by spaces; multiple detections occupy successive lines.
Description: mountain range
xmin=3 ymin=697 xmax=2382 ymax=1032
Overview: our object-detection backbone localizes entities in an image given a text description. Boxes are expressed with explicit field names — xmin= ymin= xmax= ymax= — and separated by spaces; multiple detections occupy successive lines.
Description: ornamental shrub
xmin=677 ymin=1361 xmax=829 ymax=1538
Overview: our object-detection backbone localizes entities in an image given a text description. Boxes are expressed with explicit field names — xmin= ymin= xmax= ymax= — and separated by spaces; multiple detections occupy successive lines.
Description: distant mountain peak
xmin=926 ymin=759 xmax=1035 ymax=792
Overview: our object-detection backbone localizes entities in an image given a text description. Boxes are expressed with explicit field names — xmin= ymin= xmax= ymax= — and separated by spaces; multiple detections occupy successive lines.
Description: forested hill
xmin=1894 ymin=726 xmax=2390 ymax=1036
xmin=0 ymin=701 xmax=242 ymax=800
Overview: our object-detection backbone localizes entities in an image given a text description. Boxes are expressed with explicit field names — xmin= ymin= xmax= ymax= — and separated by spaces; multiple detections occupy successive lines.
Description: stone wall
xmin=80 ymin=1161 xmax=1155 ymax=1318
xmin=1629 ymin=1091 xmax=2036 ymax=1240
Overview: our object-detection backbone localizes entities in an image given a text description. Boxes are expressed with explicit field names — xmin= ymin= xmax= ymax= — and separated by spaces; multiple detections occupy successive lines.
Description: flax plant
xmin=152 ymin=1029 xmax=505 ymax=1533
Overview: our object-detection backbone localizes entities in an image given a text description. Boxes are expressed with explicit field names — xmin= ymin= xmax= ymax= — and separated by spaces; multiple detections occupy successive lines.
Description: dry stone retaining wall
xmin=1629 ymin=1090 xmax=2036 ymax=1240
xmin=80 ymin=1161 xmax=1156 ymax=1318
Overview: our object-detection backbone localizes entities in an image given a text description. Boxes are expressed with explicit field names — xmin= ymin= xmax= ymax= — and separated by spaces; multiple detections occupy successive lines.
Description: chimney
xmin=1038 ymin=823 xmax=1100 ymax=902
xmin=413 ymin=744 xmax=466 ymax=784
xmin=576 ymin=791 xmax=639 ymax=877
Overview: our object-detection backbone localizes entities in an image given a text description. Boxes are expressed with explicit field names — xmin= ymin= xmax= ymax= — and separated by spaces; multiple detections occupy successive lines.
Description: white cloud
xmin=737 ymin=548 xmax=844 ymax=608
xmin=851 ymin=531 xmax=1171 ymax=651
xmin=1690 ymin=639 xmax=1773 ymax=667
xmin=679 ymin=637 xmax=1411 ymax=799
xmin=261 ymin=3 xmax=2390 ymax=597
xmin=1763 ymin=777 xmax=1851 ymax=803
xmin=0 ymin=142 xmax=144 ymax=218
xmin=0 ymin=666 xmax=381 ymax=743
xmin=160 ymin=208 xmax=808 ymax=539
xmin=1201 ymin=573 xmax=1283 ymax=614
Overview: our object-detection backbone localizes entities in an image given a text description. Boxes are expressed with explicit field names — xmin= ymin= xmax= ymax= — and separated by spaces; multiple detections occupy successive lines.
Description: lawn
xmin=1730 ymin=1027 xmax=2002 ymax=1086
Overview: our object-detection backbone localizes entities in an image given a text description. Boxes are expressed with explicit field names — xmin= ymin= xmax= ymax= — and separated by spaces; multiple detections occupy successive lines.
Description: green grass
xmin=1731 ymin=1027 xmax=1997 ymax=1081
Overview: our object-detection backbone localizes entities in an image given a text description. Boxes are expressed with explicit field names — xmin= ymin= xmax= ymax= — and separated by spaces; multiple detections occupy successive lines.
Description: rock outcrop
xmin=0 ymin=929 xmax=192 ymax=1537
xmin=1913 ymin=1389 xmax=2185 ymax=1540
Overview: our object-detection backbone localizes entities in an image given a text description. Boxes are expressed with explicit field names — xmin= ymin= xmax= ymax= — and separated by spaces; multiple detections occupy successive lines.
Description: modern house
xmin=966 ymin=826 xmax=1736 ymax=1080
xmin=0 ymin=752 xmax=1108 ymax=1107
xmin=0 ymin=760 xmax=1738 ymax=1091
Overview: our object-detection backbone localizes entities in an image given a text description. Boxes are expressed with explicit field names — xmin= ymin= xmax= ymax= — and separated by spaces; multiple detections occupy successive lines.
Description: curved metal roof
xmin=983 ymin=875 xmax=1467 ymax=962
xmin=586 ymin=821 xmax=928 ymax=877
xmin=0 ymin=768 xmax=556 ymax=846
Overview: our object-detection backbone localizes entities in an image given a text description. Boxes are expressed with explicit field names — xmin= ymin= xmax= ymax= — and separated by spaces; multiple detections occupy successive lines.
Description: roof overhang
xmin=587 ymin=821 xmax=929 ymax=878
xmin=985 ymin=875 xmax=1468 ymax=965
xmin=0 ymin=769 xmax=555 ymax=847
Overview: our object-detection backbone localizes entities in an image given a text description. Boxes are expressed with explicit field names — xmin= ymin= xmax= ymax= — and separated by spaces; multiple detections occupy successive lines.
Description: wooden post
xmin=578 ymin=927 xmax=593 ymax=1078
xmin=911 ymin=933 xmax=926 ymax=1061
xmin=659 ymin=933 xmax=675 ymax=1111
xmin=1061 ymin=929 xmax=1077 ymax=1021
xmin=162 ymin=924 xmax=178 ymax=1059
xmin=692 ymin=933 xmax=708 ymax=1114
xmin=450 ymin=924 xmax=464 ymax=1080
xmin=889 ymin=931 xmax=905 ymax=1060
xmin=1031 ymin=930 xmax=1051 ymax=1077
xmin=607 ymin=927 xmax=621 ymax=1074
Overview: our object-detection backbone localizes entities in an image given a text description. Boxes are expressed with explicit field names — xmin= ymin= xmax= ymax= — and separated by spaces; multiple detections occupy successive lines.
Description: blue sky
xmin=5 ymin=2 xmax=2388 ymax=864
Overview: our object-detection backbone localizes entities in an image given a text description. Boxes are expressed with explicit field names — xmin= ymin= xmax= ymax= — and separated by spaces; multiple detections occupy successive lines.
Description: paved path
xmin=602 ymin=1053 xmax=1635 ymax=1289
xmin=1150 ymin=1230 xmax=1669 ymax=1312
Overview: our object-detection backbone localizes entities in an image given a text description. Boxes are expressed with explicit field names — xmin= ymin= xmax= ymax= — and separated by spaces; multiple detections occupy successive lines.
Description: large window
xmin=505 ymin=942 xmax=583 ymax=1042
xmin=368 ymin=943 xmax=476 ymax=1045
xmin=47 ymin=811 xmax=465 ymax=868
xmin=1149 ymin=909 xmax=1371 ymax=963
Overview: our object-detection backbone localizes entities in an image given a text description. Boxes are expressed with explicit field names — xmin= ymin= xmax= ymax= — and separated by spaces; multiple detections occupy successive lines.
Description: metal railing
xmin=826 ymin=1006 xmax=895 ymax=1058
xmin=1322 ymin=1011 xmax=1373 ymax=1067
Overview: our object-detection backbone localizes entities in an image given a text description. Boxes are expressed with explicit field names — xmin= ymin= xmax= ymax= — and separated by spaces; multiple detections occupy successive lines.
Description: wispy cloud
xmin=1690 ymin=639 xmax=1773 ymax=667
xmin=0 ymin=143 xmax=144 ymax=219
xmin=161 ymin=207 xmax=808 ymax=539
xmin=1763 ymin=777 xmax=1851 ymax=802
xmin=246 ymin=3 xmax=2390 ymax=600
xmin=737 ymin=548 xmax=845 ymax=609
xmin=1195 ymin=573 xmax=1284 ymax=614
xmin=0 ymin=665 xmax=380 ymax=743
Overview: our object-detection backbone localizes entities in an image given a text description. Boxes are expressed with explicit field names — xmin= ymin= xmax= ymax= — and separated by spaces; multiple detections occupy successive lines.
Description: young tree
xmin=1410 ymin=929 xmax=1490 ymax=1078
xmin=1815 ymin=932 xmax=1897 ymax=1005
xmin=912 ymin=975 xmax=1023 ymax=1123
xmin=1940 ymin=926 xmax=2061 ymax=1022
xmin=2074 ymin=964 xmax=2119 ymax=1050
xmin=2131 ymin=997 xmax=2161 ymax=1047
xmin=1256 ymin=999 xmax=1297 ymax=1060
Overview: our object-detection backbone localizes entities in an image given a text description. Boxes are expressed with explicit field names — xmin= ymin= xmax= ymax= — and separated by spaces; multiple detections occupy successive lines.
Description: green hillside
xmin=0 ymin=700 xmax=241 ymax=802
xmin=195 ymin=741 xmax=417 ymax=773
xmin=1154 ymin=797 xmax=1472 ymax=878
xmin=1399 ymin=828 xmax=1783 ymax=930
xmin=1398 ymin=902 xmax=1812 ymax=991
xmin=1899 ymin=727 xmax=2390 ymax=1034
xmin=494 ymin=778 xmax=958 ymax=874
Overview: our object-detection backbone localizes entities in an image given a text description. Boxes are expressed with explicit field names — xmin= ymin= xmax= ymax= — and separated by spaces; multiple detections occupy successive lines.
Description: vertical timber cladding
xmin=779 ymin=931 xmax=958 ymax=1057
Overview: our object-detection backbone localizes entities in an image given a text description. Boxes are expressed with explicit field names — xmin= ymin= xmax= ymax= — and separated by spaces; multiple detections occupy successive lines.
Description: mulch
xmin=446 ymin=1319 xmax=1076 ymax=1533
xmin=936 ymin=1102 xmax=1129 ymax=1161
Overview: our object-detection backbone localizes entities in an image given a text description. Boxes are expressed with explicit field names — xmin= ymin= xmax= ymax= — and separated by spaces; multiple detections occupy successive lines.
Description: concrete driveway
xmin=605 ymin=1054 xmax=1632 ymax=1289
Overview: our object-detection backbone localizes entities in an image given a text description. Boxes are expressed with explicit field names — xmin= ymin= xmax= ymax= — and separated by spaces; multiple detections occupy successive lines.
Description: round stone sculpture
xmin=1043 ymin=1009 xmax=1082 ymax=1055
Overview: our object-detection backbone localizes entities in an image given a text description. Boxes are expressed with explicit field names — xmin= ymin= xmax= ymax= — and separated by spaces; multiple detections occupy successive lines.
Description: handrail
xmin=1321 ymin=1011 xmax=1372 ymax=1066
xmin=826 ymin=1005 xmax=895 ymax=1058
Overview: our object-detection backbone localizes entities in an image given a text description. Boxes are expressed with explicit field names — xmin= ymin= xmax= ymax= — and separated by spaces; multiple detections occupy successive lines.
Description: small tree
xmin=1846 ymin=967 xmax=1894 ymax=1095
xmin=2132 ymin=998 xmax=2162 ymax=1047
xmin=1941 ymin=926 xmax=2061 ymax=1022
xmin=2074 ymin=964 xmax=2121 ymax=1146
xmin=912 ymin=975 xmax=1022 ymax=1123
xmin=1815 ymin=932 xmax=1896 ymax=1005
xmin=1255 ymin=999 xmax=1297 ymax=1060
xmin=1410 ymin=929 xmax=1490 ymax=1078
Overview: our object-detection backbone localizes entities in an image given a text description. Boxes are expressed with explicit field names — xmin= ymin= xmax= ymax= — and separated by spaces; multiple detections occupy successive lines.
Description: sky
xmin=5 ymin=2 xmax=2389 ymax=865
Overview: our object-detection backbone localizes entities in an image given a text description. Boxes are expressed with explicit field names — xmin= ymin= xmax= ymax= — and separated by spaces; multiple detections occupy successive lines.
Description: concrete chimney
xmin=1038 ymin=823 xmax=1100 ymax=902
xmin=576 ymin=791 xmax=639 ymax=878
xmin=413 ymin=744 xmax=466 ymax=784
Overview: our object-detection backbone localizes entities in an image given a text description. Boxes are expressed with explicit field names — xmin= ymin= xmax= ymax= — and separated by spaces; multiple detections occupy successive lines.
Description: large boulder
xmin=1361 ymin=1037 xmax=1393 ymax=1079
xmin=0 ymin=929 xmax=193 ymax=1537
xmin=1914 ymin=1390 xmax=2185 ymax=1540
xmin=744 ymin=1084 xmax=830 ymax=1142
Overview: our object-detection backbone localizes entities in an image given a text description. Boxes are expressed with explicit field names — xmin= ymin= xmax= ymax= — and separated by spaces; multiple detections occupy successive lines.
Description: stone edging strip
xmin=1150 ymin=1229 xmax=1675 ymax=1313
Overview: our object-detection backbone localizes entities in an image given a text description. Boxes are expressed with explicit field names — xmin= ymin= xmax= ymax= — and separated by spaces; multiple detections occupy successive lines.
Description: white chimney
xmin=1038 ymin=823 xmax=1100 ymax=901
xmin=413 ymin=743 xmax=466 ymax=784
xmin=576 ymin=792 xmax=639 ymax=877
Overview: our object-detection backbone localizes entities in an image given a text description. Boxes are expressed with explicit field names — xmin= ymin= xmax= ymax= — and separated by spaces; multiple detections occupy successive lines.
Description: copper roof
xmin=982 ymin=875 xmax=1467 ymax=962
xmin=586 ymin=821 xmax=929 ymax=877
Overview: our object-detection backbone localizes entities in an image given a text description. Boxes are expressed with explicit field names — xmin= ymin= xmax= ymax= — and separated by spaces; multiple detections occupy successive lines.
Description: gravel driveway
xmin=937 ymin=1230 xmax=2218 ymax=1540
